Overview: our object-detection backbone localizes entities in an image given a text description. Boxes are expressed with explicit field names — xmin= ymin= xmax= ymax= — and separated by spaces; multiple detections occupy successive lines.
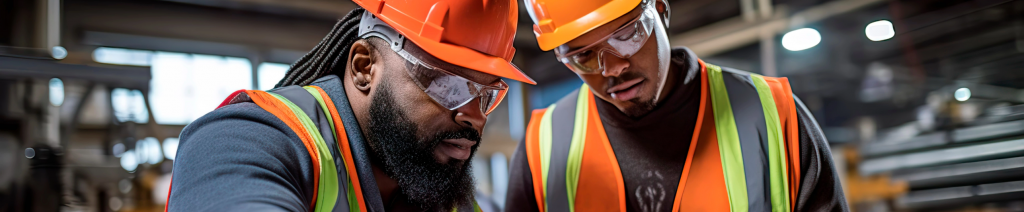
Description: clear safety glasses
xmin=554 ymin=5 xmax=657 ymax=75
xmin=394 ymin=42 xmax=509 ymax=116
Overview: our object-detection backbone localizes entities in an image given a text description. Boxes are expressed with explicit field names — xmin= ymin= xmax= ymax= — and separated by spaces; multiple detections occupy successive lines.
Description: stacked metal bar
xmin=859 ymin=104 xmax=1024 ymax=210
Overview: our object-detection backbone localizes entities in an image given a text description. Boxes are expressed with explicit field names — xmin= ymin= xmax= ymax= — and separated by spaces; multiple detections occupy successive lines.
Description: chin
xmin=620 ymin=96 xmax=657 ymax=118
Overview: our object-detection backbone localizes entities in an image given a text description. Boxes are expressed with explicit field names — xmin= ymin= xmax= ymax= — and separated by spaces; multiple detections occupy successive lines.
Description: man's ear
xmin=655 ymin=0 xmax=670 ymax=30
xmin=348 ymin=39 xmax=376 ymax=93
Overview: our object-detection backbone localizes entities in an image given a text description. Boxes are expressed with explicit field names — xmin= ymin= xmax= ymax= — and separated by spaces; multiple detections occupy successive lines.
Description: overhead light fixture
xmin=51 ymin=46 xmax=67 ymax=60
xmin=49 ymin=78 xmax=64 ymax=106
xmin=954 ymin=87 xmax=971 ymax=102
xmin=138 ymin=137 xmax=163 ymax=164
xmin=112 ymin=143 xmax=125 ymax=157
xmin=865 ymin=20 xmax=895 ymax=41
xmin=781 ymin=28 xmax=821 ymax=51
xmin=121 ymin=150 xmax=138 ymax=172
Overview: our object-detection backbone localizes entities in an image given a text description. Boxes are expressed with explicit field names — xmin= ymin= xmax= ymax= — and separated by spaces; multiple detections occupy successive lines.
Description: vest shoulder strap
xmin=755 ymin=75 xmax=801 ymax=208
xmin=220 ymin=86 xmax=366 ymax=212
xmin=217 ymin=86 xmax=481 ymax=212
xmin=525 ymin=89 xmax=581 ymax=212
xmin=705 ymin=62 xmax=800 ymax=212
xmin=525 ymin=86 xmax=626 ymax=212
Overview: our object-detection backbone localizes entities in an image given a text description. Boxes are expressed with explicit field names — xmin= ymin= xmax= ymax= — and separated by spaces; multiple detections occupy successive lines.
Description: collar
xmin=594 ymin=47 xmax=703 ymax=126
xmin=309 ymin=75 xmax=388 ymax=212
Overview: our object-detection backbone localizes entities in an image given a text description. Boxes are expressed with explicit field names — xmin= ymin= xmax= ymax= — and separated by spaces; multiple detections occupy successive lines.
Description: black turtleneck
xmin=594 ymin=47 xmax=702 ymax=212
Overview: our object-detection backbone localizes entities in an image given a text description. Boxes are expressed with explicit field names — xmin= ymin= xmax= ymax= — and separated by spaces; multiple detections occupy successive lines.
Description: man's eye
xmin=572 ymin=50 xmax=594 ymax=63
xmin=614 ymin=24 xmax=639 ymax=41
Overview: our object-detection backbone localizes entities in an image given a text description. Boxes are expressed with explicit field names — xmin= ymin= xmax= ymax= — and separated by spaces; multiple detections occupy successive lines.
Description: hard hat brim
xmin=535 ymin=0 xmax=642 ymax=51
xmin=407 ymin=35 xmax=537 ymax=85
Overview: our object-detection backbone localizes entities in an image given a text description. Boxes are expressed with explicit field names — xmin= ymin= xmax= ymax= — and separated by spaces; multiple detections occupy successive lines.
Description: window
xmin=257 ymin=63 xmax=290 ymax=90
xmin=111 ymin=88 xmax=148 ymax=123
xmin=163 ymin=138 xmax=179 ymax=160
xmin=150 ymin=52 xmax=252 ymax=124
xmin=95 ymin=47 xmax=253 ymax=125
xmin=93 ymin=47 xmax=152 ymax=66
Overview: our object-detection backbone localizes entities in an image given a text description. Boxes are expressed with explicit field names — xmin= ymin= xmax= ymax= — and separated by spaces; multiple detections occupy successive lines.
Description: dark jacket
xmin=168 ymin=76 xmax=392 ymax=212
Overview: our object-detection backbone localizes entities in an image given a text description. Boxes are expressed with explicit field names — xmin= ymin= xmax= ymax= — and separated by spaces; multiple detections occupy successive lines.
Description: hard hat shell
xmin=525 ymin=0 xmax=643 ymax=51
xmin=352 ymin=0 xmax=536 ymax=85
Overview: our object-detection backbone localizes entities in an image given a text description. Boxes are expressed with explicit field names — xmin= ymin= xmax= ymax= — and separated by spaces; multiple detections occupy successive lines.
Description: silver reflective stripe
xmin=544 ymin=89 xmax=580 ymax=212
xmin=721 ymin=72 xmax=771 ymax=211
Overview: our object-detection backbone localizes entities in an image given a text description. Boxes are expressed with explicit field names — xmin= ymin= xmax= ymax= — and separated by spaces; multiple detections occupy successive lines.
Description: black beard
xmin=364 ymin=79 xmax=478 ymax=211
xmin=622 ymin=97 xmax=657 ymax=118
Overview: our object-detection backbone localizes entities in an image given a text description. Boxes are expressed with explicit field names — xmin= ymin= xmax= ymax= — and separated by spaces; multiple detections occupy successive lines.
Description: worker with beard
xmin=165 ymin=0 xmax=535 ymax=211
xmin=505 ymin=0 xmax=848 ymax=211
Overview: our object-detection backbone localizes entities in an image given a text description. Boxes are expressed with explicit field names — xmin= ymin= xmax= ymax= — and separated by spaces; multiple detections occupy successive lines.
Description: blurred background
xmin=2 ymin=0 xmax=1024 ymax=211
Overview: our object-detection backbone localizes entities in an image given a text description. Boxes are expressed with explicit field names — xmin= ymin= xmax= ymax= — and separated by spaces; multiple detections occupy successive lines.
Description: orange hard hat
xmin=351 ymin=0 xmax=536 ymax=85
xmin=525 ymin=0 xmax=643 ymax=51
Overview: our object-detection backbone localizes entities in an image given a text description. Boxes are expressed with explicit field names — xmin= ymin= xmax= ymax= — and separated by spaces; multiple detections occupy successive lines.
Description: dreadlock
xmin=275 ymin=8 xmax=368 ymax=87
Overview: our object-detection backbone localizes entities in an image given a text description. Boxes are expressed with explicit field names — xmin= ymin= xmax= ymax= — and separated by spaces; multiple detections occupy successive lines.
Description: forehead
xmin=563 ymin=6 xmax=644 ymax=49
xmin=399 ymin=40 xmax=501 ymax=85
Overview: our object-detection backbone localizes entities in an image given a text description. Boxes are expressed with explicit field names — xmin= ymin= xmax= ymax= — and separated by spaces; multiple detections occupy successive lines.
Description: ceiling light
xmin=121 ymin=150 xmax=138 ymax=172
xmin=782 ymin=28 xmax=821 ymax=51
xmin=49 ymin=78 xmax=64 ymax=106
xmin=51 ymin=46 xmax=67 ymax=60
xmin=954 ymin=87 xmax=971 ymax=102
xmin=865 ymin=20 xmax=895 ymax=41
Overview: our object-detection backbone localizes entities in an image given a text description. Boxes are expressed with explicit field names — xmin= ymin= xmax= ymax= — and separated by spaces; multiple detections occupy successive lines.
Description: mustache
xmin=432 ymin=128 xmax=481 ymax=145
xmin=604 ymin=70 xmax=645 ymax=90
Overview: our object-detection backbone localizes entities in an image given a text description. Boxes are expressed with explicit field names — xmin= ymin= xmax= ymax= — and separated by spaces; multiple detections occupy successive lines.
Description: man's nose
xmin=453 ymin=98 xmax=487 ymax=132
xmin=601 ymin=53 xmax=630 ymax=77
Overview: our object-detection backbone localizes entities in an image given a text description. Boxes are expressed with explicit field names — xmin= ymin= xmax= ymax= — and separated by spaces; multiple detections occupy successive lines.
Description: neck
xmin=654 ymin=59 xmax=681 ymax=107
xmin=371 ymin=164 xmax=399 ymax=205
xmin=343 ymin=71 xmax=400 ymax=205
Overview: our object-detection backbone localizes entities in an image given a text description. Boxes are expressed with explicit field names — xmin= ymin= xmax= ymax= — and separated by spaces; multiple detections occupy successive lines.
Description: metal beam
xmin=959 ymin=83 xmax=1024 ymax=103
xmin=82 ymin=31 xmax=308 ymax=65
xmin=64 ymin=0 xmax=335 ymax=53
xmin=162 ymin=0 xmax=355 ymax=20
xmin=897 ymin=179 xmax=1024 ymax=209
xmin=859 ymin=137 xmax=1024 ymax=175
xmin=892 ymin=156 xmax=1024 ymax=190
xmin=954 ymin=118 xmax=1024 ymax=142
xmin=861 ymin=132 xmax=948 ymax=157
xmin=0 ymin=56 xmax=150 ymax=90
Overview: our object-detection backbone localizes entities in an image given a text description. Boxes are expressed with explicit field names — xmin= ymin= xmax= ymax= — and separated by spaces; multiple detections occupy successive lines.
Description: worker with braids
xmin=165 ymin=1 xmax=534 ymax=211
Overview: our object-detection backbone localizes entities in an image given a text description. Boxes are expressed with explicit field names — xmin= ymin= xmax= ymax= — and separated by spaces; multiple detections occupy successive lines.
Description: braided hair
xmin=275 ymin=8 xmax=368 ymax=87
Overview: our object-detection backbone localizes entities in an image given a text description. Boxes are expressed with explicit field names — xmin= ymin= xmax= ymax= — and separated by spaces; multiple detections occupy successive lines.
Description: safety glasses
xmin=358 ymin=12 xmax=509 ymax=116
xmin=394 ymin=42 xmax=509 ymax=116
xmin=553 ymin=5 xmax=656 ymax=75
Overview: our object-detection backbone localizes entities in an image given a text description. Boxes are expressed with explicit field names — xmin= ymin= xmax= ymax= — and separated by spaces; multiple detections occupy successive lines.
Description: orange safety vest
xmin=524 ymin=61 xmax=802 ymax=212
xmin=167 ymin=85 xmax=483 ymax=212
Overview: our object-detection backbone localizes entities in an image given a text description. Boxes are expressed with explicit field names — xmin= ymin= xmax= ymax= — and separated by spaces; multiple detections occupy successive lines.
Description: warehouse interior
xmin=2 ymin=0 xmax=1024 ymax=211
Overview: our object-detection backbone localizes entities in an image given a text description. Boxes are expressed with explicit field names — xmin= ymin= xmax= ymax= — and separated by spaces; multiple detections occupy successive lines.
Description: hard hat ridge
xmin=351 ymin=0 xmax=536 ymax=84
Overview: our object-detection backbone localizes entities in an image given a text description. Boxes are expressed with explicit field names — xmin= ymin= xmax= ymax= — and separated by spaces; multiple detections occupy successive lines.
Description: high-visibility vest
xmin=524 ymin=60 xmax=802 ymax=212
xmin=167 ymin=85 xmax=483 ymax=212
